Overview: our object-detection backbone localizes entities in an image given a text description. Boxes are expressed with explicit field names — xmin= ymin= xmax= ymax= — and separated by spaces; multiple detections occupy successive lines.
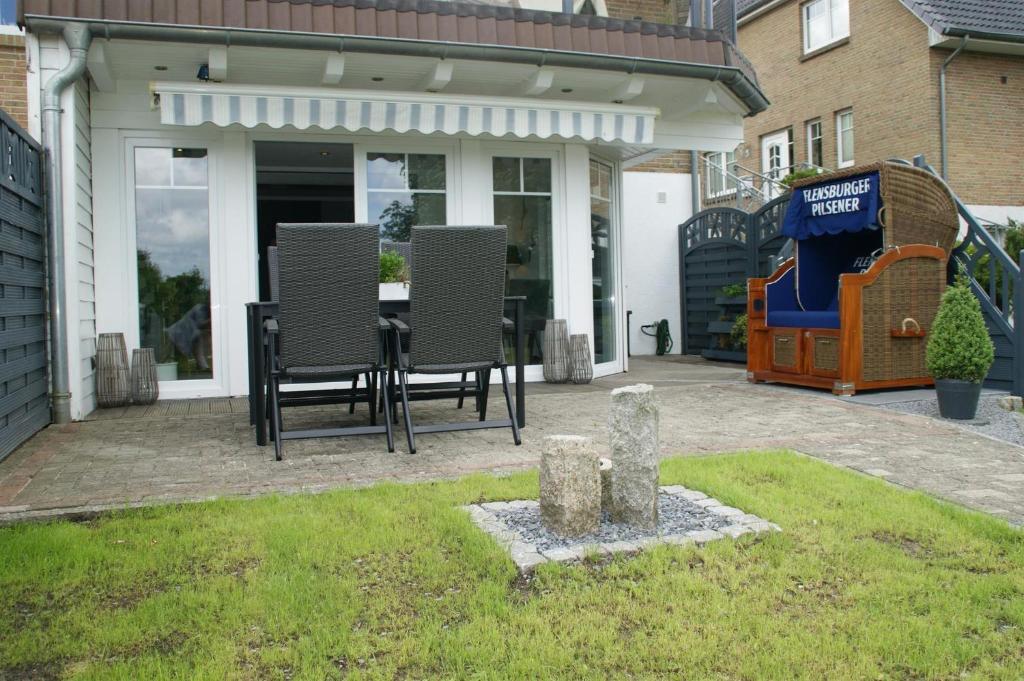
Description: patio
xmin=1 ymin=356 xmax=1023 ymax=525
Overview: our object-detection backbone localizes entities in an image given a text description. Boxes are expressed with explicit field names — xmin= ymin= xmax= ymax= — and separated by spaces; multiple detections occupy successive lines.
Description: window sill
xmin=800 ymin=36 xmax=849 ymax=62
xmin=837 ymin=160 xmax=855 ymax=169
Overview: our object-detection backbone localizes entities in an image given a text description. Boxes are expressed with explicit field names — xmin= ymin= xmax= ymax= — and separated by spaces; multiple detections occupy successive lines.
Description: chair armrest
xmin=502 ymin=317 xmax=514 ymax=333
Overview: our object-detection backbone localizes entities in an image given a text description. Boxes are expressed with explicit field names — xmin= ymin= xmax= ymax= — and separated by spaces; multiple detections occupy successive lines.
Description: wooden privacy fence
xmin=0 ymin=108 xmax=48 ymax=461
xmin=677 ymin=195 xmax=789 ymax=359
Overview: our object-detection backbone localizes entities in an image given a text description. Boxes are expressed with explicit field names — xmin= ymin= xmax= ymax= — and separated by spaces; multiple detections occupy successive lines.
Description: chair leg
xmin=474 ymin=371 xmax=482 ymax=412
xmin=368 ymin=371 xmax=377 ymax=426
xmin=457 ymin=372 xmax=467 ymax=409
xmin=479 ymin=368 xmax=492 ymax=421
xmin=397 ymin=369 xmax=416 ymax=454
xmin=348 ymin=376 xmax=358 ymax=414
xmin=270 ymin=375 xmax=284 ymax=461
xmin=500 ymin=364 xmax=522 ymax=446
xmin=380 ymin=368 xmax=394 ymax=453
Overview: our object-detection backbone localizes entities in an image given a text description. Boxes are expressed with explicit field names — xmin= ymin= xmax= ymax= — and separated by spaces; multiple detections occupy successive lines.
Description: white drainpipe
xmin=41 ymin=24 xmax=91 ymax=424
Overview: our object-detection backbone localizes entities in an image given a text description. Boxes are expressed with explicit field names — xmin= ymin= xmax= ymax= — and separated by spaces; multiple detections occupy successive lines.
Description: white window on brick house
xmin=704 ymin=150 xmax=737 ymax=197
xmin=803 ymin=0 xmax=849 ymax=53
xmin=836 ymin=109 xmax=854 ymax=168
xmin=806 ymin=119 xmax=823 ymax=167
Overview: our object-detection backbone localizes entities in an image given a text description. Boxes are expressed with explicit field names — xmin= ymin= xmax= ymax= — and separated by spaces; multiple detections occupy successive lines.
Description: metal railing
xmin=701 ymin=157 xmax=830 ymax=211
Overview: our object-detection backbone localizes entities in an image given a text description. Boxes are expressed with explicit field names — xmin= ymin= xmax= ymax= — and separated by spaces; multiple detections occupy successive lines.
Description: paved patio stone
xmin=1 ymin=357 xmax=1023 ymax=526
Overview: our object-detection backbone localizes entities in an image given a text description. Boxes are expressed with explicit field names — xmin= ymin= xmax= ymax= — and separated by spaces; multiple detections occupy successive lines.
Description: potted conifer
xmin=925 ymin=277 xmax=994 ymax=419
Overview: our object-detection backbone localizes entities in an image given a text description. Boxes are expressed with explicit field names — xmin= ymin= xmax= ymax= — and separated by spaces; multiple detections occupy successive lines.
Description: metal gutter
xmin=41 ymin=23 xmax=91 ymax=424
xmin=939 ymin=34 xmax=967 ymax=180
xmin=23 ymin=15 xmax=769 ymax=115
xmin=941 ymin=27 xmax=1024 ymax=45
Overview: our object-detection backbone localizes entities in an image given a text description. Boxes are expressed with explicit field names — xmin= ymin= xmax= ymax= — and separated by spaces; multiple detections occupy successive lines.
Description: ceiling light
xmin=154 ymin=65 xmax=168 ymax=71
xmin=320 ymin=151 xmax=330 ymax=157
xmin=612 ymin=99 xmax=624 ymax=104
xmin=372 ymin=76 xmax=384 ymax=82
xmin=561 ymin=88 xmax=573 ymax=93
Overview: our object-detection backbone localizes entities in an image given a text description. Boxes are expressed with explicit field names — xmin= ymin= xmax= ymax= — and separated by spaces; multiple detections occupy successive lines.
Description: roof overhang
xmin=928 ymin=28 xmax=1024 ymax=55
xmin=22 ymin=14 xmax=769 ymax=116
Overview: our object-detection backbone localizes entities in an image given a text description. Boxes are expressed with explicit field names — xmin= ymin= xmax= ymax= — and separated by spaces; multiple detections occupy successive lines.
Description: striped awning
xmin=153 ymin=83 xmax=656 ymax=145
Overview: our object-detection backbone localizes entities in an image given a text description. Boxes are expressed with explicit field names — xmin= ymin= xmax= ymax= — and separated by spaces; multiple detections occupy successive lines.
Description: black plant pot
xmin=935 ymin=379 xmax=982 ymax=420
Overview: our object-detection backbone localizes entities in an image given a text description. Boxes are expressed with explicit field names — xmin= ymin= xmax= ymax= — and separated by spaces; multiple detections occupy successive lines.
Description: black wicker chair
xmin=389 ymin=226 xmax=521 ymax=454
xmin=267 ymin=224 xmax=394 ymax=459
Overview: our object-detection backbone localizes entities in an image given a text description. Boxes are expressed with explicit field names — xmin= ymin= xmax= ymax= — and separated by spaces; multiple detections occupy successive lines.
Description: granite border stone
xmin=461 ymin=485 xmax=781 ymax=572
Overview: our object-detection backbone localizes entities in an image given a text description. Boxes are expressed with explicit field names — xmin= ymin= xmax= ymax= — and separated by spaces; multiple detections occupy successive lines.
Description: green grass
xmin=2 ymin=451 xmax=1023 ymax=680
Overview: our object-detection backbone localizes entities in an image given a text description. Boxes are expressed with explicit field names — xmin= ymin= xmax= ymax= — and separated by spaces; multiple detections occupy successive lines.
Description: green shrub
xmin=720 ymin=282 xmax=747 ymax=298
xmin=780 ymin=167 xmax=820 ymax=187
xmin=730 ymin=314 xmax=748 ymax=350
xmin=379 ymin=251 xmax=407 ymax=284
xmin=925 ymin=278 xmax=994 ymax=383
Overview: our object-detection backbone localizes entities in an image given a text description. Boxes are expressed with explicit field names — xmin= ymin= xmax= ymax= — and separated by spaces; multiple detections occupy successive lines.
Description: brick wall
xmin=0 ymin=34 xmax=27 ymax=131
xmin=941 ymin=50 xmax=1024 ymax=207
xmin=608 ymin=0 xmax=693 ymax=174
xmin=737 ymin=0 xmax=938 ymax=189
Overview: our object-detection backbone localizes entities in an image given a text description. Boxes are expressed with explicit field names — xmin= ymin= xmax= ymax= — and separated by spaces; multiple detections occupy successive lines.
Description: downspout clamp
xmin=939 ymin=34 xmax=968 ymax=180
xmin=42 ymin=24 xmax=92 ymax=424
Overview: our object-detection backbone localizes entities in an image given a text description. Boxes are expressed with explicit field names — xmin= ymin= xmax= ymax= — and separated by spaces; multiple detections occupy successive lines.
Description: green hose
xmin=640 ymin=319 xmax=674 ymax=356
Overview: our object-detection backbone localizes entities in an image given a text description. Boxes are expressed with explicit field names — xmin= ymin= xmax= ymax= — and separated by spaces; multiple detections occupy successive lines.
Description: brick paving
xmin=1 ymin=356 xmax=1022 ymax=525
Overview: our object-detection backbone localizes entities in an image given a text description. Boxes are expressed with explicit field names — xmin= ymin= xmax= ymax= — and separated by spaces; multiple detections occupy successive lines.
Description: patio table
xmin=246 ymin=296 xmax=527 ymax=446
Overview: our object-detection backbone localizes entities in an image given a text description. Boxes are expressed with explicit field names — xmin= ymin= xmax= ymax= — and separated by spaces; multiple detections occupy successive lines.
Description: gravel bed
xmin=879 ymin=395 xmax=1024 ymax=447
xmin=492 ymin=492 xmax=732 ymax=553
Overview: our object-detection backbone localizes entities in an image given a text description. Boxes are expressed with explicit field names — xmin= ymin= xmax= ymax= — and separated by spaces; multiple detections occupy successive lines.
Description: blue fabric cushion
xmin=766 ymin=266 xmax=799 ymax=314
xmin=766 ymin=309 xmax=840 ymax=329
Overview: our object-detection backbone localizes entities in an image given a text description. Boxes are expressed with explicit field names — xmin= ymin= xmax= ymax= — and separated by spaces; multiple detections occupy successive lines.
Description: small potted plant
xmin=925 ymin=277 xmax=994 ymax=420
xmin=379 ymin=250 xmax=410 ymax=301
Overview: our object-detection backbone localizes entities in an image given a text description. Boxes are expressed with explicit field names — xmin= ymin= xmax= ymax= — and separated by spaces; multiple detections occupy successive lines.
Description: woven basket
xmin=569 ymin=334 xmax=593 ymax=384
xmin=96 ymin=333 xmax=130 ymax=408
xmin=542 ymin=319 xmax=570 ymax=383
xmin=789 ymin=161 xmax=959 ymax=254
xmin=130 ymin=348 xmax=160 ymax=405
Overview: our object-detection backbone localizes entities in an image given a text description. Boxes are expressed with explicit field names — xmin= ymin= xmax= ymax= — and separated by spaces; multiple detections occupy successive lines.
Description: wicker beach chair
xmin=388 ymin=226 xmax=521 ymax=454
xmin=266 ymin=224 xmax=394 ymax=459
xmin=747 ymin=161 xmax=958 ymax=395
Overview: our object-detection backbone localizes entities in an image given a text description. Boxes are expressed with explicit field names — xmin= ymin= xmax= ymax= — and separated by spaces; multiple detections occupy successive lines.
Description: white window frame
xmin=704 ymin=150 xmax=737 ymax=198
xmin=802 ymin=0 xmax=849 ymax=54
xmin=119 ymin=134 xmax=228 ymax=399
xmin=806 ymin=119 xmax=823 ymax=167
xmin=835 ymin=109 xmax=854 ymax=168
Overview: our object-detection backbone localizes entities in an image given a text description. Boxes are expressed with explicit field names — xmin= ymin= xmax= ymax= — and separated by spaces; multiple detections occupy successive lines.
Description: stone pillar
xmin=539 ymin=435 xmax=601 ymax=537
xmin=599 ymin=458 xmax=613 ymax=513
xmin=609 ymin=384 xmax=659 ymax=529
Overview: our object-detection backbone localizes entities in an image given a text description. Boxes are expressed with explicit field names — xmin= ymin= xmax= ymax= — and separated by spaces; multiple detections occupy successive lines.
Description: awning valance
xmin=781 ymin=171 xmax=882 ymax=240
xmin=154 ymin=83 xmax=656 ymax=145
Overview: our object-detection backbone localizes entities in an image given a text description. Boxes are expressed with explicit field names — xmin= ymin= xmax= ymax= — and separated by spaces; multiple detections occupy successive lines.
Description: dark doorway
xmin=255 ymin=142 xmax=355 ymax=301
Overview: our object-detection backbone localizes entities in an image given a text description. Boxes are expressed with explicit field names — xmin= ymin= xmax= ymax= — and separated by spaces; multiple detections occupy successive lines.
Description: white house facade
xmin=21 ymin=0 xmax=766 ymax=420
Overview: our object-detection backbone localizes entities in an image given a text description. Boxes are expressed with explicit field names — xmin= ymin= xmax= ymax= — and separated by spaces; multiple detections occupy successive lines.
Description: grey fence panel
xmin=679 ymin=199 xmax=791 ymax=357
xmin=0 ymin=108 xmax=48 ymax=461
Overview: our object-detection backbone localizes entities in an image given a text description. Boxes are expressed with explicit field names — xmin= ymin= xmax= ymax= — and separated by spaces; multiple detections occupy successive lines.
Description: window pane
xmin=135 ymin=147 xmax=171 ymax=186
xmin=497 ymin=194 xmax=553 ymax=364
xmin=408 ymin=154 xmax=446 ymax=191
xmin=369 ymin=191 xmax=446 ymax=242
xmin=492 ymin=157 xmax=520 ymax=192
xmin=135 ymin=148 xmax=212 ymax=382
xmin=523 ymin=157 xmax=552 ymax=193
xmin=172 ymin=149 xmax=209 ymax=187
xmin=590 ymin=159 xmax=615 ymax=364
xmin=367 ymin=153 xmax=407 ymax=189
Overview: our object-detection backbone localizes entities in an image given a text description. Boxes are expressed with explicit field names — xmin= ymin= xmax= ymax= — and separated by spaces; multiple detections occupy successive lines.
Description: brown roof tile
xmin=21 ymin=0 xmax=766 ymax=112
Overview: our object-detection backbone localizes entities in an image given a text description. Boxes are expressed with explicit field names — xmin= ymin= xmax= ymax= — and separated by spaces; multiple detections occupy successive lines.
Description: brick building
xmin=724 ymin=0 xmax=1024 ymax=223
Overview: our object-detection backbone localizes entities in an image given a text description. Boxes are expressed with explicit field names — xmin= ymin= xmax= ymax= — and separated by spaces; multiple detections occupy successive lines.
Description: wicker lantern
xmin=96 ymin=333 xmax=130 ymax=408
xmin=569 ymin=334 xmax=593 ymax=384
xmin=130 ymin=348 xmax=160 ymax=405
xmin=542 ymin=319 xmax=570 ymax=383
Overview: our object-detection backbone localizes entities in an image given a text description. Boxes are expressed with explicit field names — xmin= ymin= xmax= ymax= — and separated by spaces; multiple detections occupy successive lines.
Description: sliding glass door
xmin=590 ymin=158 xmax=617 ymax=365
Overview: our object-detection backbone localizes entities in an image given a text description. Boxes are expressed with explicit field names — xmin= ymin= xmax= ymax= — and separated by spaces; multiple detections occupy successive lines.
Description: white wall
xmin=621 ymin=171 xmax=691 ymax=357
xmin=967 ymin=204 xmax=1024 ymax=229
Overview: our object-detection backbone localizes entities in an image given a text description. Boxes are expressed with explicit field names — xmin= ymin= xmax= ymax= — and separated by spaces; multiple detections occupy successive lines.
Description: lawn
xmin=2 ymin=450 xmax=1023 ymax=680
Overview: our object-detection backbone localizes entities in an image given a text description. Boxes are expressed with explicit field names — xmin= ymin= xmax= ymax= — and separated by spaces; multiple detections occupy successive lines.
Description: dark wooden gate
xmin=678 ymin=196 xmax=790 ymax=357
xmin=0 ymin=110 xmax=48 ymax=461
